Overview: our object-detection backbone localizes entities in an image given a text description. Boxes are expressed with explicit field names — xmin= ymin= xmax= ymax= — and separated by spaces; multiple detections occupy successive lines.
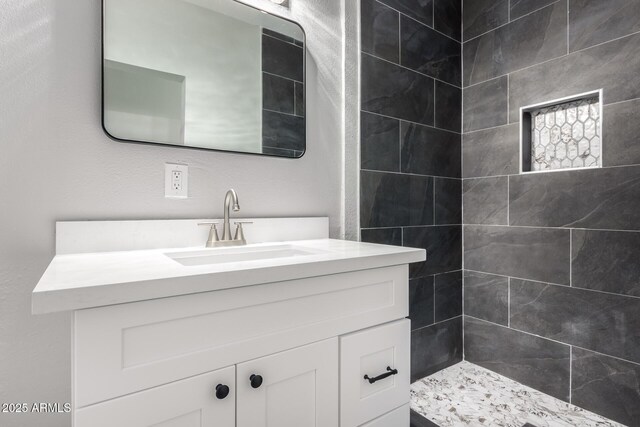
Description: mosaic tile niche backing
xmin=530 ymin=97 xmax=601 ymax=171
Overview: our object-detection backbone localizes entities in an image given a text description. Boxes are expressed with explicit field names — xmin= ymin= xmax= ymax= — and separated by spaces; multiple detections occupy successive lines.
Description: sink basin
xmin=165 ymin=244 xmax=323 ymax=266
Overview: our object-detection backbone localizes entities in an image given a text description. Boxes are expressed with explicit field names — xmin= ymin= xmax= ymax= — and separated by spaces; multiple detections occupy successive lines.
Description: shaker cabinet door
xmin=74 ymin=366 xmax=235 ymax=427
xmin=236 ymin=338 xmax=339 ymax=427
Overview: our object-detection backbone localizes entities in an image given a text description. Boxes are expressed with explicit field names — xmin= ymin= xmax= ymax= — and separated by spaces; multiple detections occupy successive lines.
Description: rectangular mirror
xmin=102 ymin=0 xmax=306 ymax=158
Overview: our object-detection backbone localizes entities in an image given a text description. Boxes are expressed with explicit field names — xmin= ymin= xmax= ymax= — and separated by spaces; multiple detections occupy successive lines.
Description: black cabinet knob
xmin=250 ymin=374 xmax=263 ymax=389
xmin=215 ymin=384 xmax=230 ymax=399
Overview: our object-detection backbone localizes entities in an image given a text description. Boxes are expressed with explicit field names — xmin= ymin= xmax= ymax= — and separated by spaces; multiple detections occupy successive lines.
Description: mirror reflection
xmin=103 ymin=0 xmax=306 ymax=157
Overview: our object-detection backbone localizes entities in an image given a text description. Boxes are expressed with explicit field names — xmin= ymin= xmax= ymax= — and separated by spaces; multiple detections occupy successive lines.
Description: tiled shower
xmin=359 ymin=0 xmax=640 ymax=425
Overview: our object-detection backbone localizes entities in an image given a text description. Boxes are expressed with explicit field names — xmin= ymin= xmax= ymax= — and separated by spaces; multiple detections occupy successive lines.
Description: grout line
xmin=362 ymin=50 xmax=462 ymax=89
xmin=566 ymin=0 xmax=570 ymax=55
xmin=462 ymin=222 xmax=640 ymax=234
xmin=361 ymin=109 xmax=461 ymax=135
xmin=463 ymin=268 xmax=640 ymax=300
xmin=433 ymin=275 xmax=436 ymax=325
xmin=569 ymin=345 xmax=573 ymax=403
xmin=508 ymin=0 xmax=511 ymax=22
xmin=361 ymin=168 xmax=462 ymax=179
xmin=569 ymin=228 xmax=573 ymax=286
xmin=433 ymin=78 xmax=437 ymax=126
xmin=413 ymin=314 xmax=464 ymax=332
xmin=433 ymin=177 xmax=437 ymax=225
xmin=262 ymin=32 xmax=304 ymax=49
xmin=463 ymin=0 xmax=562 ymax=44
xmin=508 ymin=278 xmax=511 ymax=327
xmin=465 ymin=314 xmax=640 ymax=368
xmin=261 ymin=70 xmax=303 ymax=85
xmin=507 ymin=176 xmax=510 ymax=225
xmin=398 ymin=120 xmax=402 ymax=172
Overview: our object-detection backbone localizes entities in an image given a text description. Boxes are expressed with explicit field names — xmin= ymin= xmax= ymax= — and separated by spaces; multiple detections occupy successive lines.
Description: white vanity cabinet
xmin=69 ymin=266 xmax=412 ymax=427
xmin=33 ymin=221 xmax=425 ymax=427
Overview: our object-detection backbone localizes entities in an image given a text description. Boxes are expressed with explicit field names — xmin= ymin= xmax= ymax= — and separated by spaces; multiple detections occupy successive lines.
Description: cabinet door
xmin=74 ymin=366 xmax=235 ymax=427
xmin=236 ymin=338 xmax=338 ymax=427
xmin=340 ymin=319 xmax=410 ymax=427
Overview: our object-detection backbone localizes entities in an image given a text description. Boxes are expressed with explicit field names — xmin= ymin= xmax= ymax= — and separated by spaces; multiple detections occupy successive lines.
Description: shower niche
xmin=520 ymin=90 xmax=603 ymax=173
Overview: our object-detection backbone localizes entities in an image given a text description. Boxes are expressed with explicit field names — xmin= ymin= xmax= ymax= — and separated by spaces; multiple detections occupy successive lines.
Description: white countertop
xmin=33 ymin=239 xmax=425 ymax=314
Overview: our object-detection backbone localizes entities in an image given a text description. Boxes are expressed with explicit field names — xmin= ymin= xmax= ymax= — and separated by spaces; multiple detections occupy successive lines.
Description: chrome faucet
xmin=198 ymin=189 xmax=252 ymax=248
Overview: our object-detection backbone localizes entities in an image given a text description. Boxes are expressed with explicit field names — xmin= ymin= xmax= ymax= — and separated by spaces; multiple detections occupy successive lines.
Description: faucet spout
xmin=223 ymin=189 xmax=239 ymax=240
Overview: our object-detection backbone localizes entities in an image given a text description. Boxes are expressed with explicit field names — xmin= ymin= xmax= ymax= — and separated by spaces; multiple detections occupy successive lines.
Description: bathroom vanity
xmin=33 ymin=218 xmax=425 ymax=427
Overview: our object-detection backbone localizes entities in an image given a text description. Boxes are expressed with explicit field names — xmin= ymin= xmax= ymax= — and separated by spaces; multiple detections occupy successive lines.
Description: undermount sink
xmin=165 ymin=243 xmax=323 ymax=266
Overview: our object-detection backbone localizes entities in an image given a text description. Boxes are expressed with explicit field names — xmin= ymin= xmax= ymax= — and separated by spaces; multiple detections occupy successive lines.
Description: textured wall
xmin=0 ymin=0 xmax=344 ymax=425
xmin=358 ymin=0 xmax=463 ymax=382
xmin=462 ymin=0 xmax=640 ymax=425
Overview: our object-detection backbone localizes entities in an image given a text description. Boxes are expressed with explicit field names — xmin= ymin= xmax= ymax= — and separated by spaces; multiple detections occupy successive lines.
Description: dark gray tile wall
xmin=464 ymin=316 xmax=571 ymax=401
xmin=572 ymin=348 xmax=640 ymax=426
xmin=462 ymin=177 xmax=508 ymax=225
xmin=462 ymin=2 xmax=640 ymax=424
xmin=411 ymin=316 xmax=463 ymax=381
xmin=261 ymin=31 xmax=305 ymax=156
xmin=360 ymin=0 xmax=462 ymax=381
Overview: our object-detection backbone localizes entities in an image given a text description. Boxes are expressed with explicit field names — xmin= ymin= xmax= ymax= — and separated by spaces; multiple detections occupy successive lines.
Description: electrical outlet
xmin=165 ymin=163 xmax=188 ymax=198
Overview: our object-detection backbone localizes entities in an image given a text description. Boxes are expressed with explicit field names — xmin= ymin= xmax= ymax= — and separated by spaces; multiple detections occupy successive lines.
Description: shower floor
xmin=410 ymin=361 xmax=623 ymax=427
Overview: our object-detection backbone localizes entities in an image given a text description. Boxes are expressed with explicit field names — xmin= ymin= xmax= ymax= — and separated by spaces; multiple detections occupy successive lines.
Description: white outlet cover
xmin=165 ymin=163 xmax=188 ymax=198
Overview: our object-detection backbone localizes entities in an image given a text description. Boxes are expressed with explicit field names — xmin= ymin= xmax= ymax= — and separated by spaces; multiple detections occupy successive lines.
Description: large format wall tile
xmin=464 ymin=271 xmax=509 ymax=325
xmin=510 ymin=0 xmax=559 ymax=20
xmin=464 ymin=226 xmax=570 ymax=284
xmin=378 ymin=0 xmax=434 ymax=27
xmin=411 ymin=316 xmax=462 ymax=381
xmin=463 ymin=76 xmax=508 ymax=132
xmin=509 ymin=165 xmax=640 ymax=230
xmin=509 ymin=33 xmax=640 ymax=120
xmin=404 ymin=226 xmax=462 ymax=277
xmin=463 ymin=177 xmax=508 ymax=225
xmin=434 ymin=0 xmax=462 ymax=41
xmin=262 ymin=110 xmax=305 ymax=152
xmin=462 ymin=124 xmax=519 ymax=177
xmin=410 ymin=276 xmax=435 ymax=330
xmin=603 ymin=99 xmax=640 ymax=167
xmin=464 ymin=316 xmax=571 ymax=401
xmin=360 ymin=171 xmax=433 ymax=228
xmin=401 ymin=123 xmax=461 ymax=178
xmin=262 ymin=35 xmax=304 ymax=82
xmin=572 ymin=348 xmax=640 ymax=426
xmin=510 ymin=279 xmax=640 ymax=364
xmin=572 ymin=229 xmax=640 ymax=297
xmin=569 ymin=0 xmax=640 ymax=52
xmin=435 ymin=178 xmax=462 ymax=225
xmin=362 ymin=54 xmax=435 ymax=126
xmin=361 ymin=0 xmax=400 ymax=63
xmin=435 ymin=270 xmax=462 ymax=322
xmin=401 ymin=16 xmax=461 ymax=86
xmin=263 ymin=73 xmax=294 ymax=114
xmin=463 ymin=0 xmax=508 ymax=41
xmin=361 ymin=112 xmax=400 ymax=172
xmin=435 ymin=81 xmax=461 ymax=132
xmin=463 ymin=2 xmax=567 ymax=86
xmin=360 ymin=227 xmax=402 ymax=246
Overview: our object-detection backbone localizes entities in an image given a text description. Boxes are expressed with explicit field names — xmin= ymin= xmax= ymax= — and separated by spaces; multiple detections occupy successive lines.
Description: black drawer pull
xmin=364 ymin=366 xmax=398 ymax=384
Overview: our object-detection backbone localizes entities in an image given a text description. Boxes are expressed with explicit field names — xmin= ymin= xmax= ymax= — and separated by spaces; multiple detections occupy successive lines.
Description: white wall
xmin=0 ymin=0 xmax=345 ymax=425
xmin=105 ymin=0 xmax=263 ymax=151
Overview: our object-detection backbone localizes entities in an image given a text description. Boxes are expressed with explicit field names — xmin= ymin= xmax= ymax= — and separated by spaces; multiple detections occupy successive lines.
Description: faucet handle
xmin=198 ymin=222 xmax=220 ymax=246
xmin=233 ymin=221 xmax=252 ymax=243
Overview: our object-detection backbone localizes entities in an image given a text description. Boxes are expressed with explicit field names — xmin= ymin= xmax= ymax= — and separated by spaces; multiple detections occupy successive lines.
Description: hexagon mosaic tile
xmin=531 ymin=97 xmax=601 ymax=171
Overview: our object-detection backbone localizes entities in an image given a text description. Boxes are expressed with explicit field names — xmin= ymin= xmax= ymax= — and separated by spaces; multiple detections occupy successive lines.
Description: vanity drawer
xmin=339 ymin=319 xmax=410 ymax=427
xmin=74 ymin=366 xmax=235 ymax=427
xmin=360 ymin=404 xmax=409 ymax=427
xmin=73 ymin=265 xmax=408 ymax=407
